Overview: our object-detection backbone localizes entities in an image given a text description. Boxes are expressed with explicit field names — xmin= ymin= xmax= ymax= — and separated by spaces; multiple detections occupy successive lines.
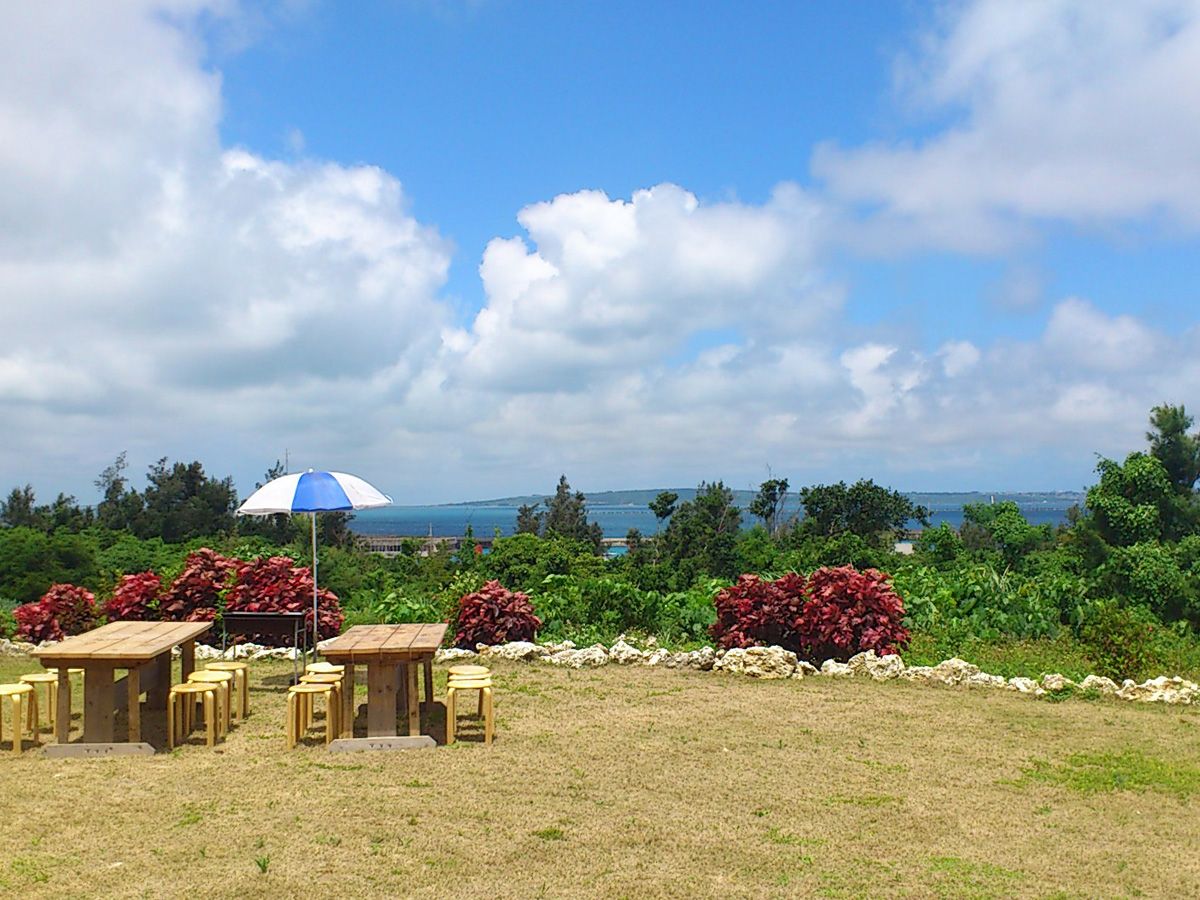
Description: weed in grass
xmin=9 ymin=857 xmax=49 ymax=884
xmin=1022 ymin=750 xmax=1200 ymax=798
xmin=253 ymin=855 xmax=270 ymax=874
xmin=765 ymin=826 xmax=802 ymax=845
xmin=175 ymin=802 xmax=207 ymax=827
xmin=533 ymin=826 xmax=565 ymax=841
xmin=404 ymin=779 xmax=433 ymax=788
xmin=926 ymin=856 xmax=1024 ymax=900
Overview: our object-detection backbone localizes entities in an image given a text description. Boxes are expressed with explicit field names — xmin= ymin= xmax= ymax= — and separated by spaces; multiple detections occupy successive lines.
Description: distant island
xmin=442 ymin=489 xmax=1086 ymax=510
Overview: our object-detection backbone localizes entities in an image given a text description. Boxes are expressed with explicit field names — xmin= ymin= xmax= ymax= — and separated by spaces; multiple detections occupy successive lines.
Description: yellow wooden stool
xmin=205 ymin=661 xmax=250 ymax=720
xmin=306 ymin=662 xmax=344 ymax=675
xmin=446 ymin=667 xmax=493 ymax=745
xmin=298 ymin=673 xmax=344 ymax=730
xmin=168 ymin=682 xmax=219 ymax=749
xmin=0 ymin=683 xmax=38 ymax=755
xmin=19 ymin=672 xmax=59 ymax=731
xmin=286 ymin=682 xmax=339 ymax=749
xmin=187 ymin=670 xmax=234 ymax=733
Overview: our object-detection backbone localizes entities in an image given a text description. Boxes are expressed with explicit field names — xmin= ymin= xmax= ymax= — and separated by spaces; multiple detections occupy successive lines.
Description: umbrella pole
xmin=312 ymin=511 xmax=319 ymax=665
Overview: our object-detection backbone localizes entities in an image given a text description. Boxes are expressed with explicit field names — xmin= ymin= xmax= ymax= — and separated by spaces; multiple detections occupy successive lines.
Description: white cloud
xmin=813 ymin=0 xmax=1200 ymax=252
xmin=937 ymin=340 xmax=981 ymax=377
xmin=0 ymin=1 xmax=452 ymax=497
xmin=1042 ymin=297 xmax=1160 ymax=370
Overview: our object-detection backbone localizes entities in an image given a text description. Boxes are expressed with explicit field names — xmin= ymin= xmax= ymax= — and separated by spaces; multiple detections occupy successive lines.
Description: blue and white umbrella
xmin=237 ymin=470 xmax=392 ymax=657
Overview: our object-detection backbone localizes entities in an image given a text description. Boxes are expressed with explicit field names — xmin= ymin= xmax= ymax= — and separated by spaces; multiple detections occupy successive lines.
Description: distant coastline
xmin=438 ymin=489 xmax=1087 ymax=509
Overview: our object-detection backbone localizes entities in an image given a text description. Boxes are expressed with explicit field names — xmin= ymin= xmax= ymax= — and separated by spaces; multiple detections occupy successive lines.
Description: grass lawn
xmin=2 ymin=654 xmax=1199 ymax=900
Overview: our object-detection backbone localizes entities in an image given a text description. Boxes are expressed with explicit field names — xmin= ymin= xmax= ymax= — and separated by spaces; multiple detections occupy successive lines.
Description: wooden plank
xmin=341 ymin=664 xmax=356 ymax=738
xmin=82 ymin=664 xmax=116 ymax=743
xmin=406 ymin=661 xmax=420 ymax=736
xmin=126 ymin=667 xmax=141 ymax=743
xmin=366 ymin=663 xmax=399 ymax=737
xmin=54 ymin=668 xmax=71 ymax=744
xmin=328 ymin=736 xmax=435 ymax=753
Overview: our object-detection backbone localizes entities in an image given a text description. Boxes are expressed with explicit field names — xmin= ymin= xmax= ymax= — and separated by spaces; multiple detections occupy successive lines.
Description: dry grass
xmin=2 ymin=655 xmax=1199 ymax=900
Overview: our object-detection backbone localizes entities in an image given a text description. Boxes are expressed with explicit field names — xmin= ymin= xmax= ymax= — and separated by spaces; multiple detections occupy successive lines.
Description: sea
xmin=349 ymin=503 xmax=1073 ymax=540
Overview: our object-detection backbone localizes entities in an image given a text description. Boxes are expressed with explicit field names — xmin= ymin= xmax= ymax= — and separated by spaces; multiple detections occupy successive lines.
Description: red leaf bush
xmin=225 ymin=556 xmax=343 ymax=644
xmin=796 ymin=566 xmax=909 ymax=663
xmin=13 ymin=583 xmax=100 ymax=643
xmin=710 ymin=573 xmax=806 ymax=650
xmin=452 ymin=580 xmax=541 ymax=649
xmin=709 ymin=566 xmax=908 ymax=664
xmin=159 ymin=549 xmax=237 ymax=623
xmin=104 ymin=572 xmax=162 ymax=621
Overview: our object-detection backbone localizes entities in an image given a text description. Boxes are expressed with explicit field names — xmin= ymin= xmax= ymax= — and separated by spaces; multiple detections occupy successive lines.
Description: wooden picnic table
xmin=319 ymin=623 xmax=447 ymax=751
xmin=33 ymin=620 xmax=212 ymax=757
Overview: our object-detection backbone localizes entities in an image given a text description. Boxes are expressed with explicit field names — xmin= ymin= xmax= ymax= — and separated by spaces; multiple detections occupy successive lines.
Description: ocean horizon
xmin=349 ymin=503 xmax=1073 ymax=540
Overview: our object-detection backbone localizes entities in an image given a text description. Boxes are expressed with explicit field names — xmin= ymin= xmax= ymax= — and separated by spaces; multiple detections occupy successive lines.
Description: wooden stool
xmin=205 ymin=661 xmax=250 ymax=719
xmin=448 ymin=665 xmax=492 ymax=716
xmin=447 ymin=668 xmax=493 ymax=745
xmin=168 ymin=682 xmax=219 ymax=749
xmin=298 ymin=673 xmax=344 ymax=729
xmin=19 ymin=672 xmax=59 ymax=731
xmin=306 ymin=662 xmax=344 ymax=675
xmin=187 ymin=670 xmax=234 ymax=733
xmin=0 ymin=683 xmax=38 ymax=755
xmin=287 ymin=682 xmax=339 ymax=749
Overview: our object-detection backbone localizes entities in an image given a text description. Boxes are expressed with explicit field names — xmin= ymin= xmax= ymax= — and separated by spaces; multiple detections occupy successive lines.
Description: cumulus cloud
xmin=813 ymin=0 xmax=1200 ymax=252
xmin=0 ymin=0 xmax=452 ymax=496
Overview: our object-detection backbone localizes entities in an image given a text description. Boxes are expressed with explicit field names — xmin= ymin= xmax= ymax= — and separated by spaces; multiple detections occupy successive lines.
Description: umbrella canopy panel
xmin=237 ymin=470 xmax=392 ymax=515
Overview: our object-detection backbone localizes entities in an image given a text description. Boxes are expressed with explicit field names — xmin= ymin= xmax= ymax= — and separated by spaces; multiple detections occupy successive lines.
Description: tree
xmin=0 ymin=485 xmax=37 ymax=529
xmin=515 ymin=502 xmax=544 ymax=535
xmin=657 ymin=480 xmax=743 ymax=585
xmin=961 ymin=501 xmax=1052 ymax=569
xmin=796 ymin=479 xmax=928 ymax=547
xmin=1086 ymin=453 xmax=1174 ymax=546
xmin=140 ymin=458 xmax=237 ymax=543
xmin=648 ymin=491 xmax=678 ymax=530
xmin=1147 ymin=403 xmax=1200 ymax=495
xmin=543 ymin=475 xmax=603 ymax=552
xmin=748 ymin=478 xmax=789 ymax=537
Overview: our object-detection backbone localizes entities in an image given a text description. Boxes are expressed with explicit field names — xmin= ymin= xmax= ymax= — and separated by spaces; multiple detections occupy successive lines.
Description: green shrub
xmin=1076 ymin=599 xmax=1164 ymax=681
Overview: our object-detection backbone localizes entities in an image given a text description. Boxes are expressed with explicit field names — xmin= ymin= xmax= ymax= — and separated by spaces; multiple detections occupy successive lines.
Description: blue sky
xmin=2 ymin=0 xmax=1199 ymax=506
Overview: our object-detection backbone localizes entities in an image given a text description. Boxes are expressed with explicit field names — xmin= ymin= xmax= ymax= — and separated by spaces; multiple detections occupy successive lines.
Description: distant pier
xmin=359 ymin=534 xmax=629 ymax=557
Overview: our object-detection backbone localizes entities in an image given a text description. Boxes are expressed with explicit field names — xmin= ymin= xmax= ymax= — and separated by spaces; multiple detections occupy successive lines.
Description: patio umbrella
xmin=236 ymin=469 xmax=392 ymax=659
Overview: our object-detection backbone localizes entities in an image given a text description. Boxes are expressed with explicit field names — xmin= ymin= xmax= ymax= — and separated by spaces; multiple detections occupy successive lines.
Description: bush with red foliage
xmin=795 ymin=566 xmax=909 ymax=663
xmin=13 ymin=583 xmax=100 ymax=643
xmin=709 ymin=566 xmax=909 ymax=664
xmin=225 ymin=556 xmax=343 ymax=644
xmin=159 ymin=549 xmax=237 ymax=623
xmin=104 ymin=572 xmax=162 ymax=622
xmin=452 ymin=580 xmax=541 ymax=649
xmin=710 ymin=573 xmax=807 ymax=651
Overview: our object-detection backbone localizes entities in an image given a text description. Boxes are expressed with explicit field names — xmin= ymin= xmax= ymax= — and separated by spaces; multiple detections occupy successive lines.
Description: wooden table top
xmin=32 ymin=620 xmax=213 ymax=665
xmin=320 ymin=623 xmax=447 ymax=663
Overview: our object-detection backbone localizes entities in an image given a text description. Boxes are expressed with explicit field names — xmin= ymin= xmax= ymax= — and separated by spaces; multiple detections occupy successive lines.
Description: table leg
xmin=366 ymin=663 xmax=399 ymax=737
xmin=83 ymin=664 xmax=116 ymax=743
xmin=180 ymin=639 xmax=197 ymax=681
xmin=406 ymin=662 xmax=420 ymax=736
xmin=55 ymin=669 xmax=71 ymax=743
xmin=126 ymin=667 xmax=141 ymax=742
xmin=341 ymin=664 xmax=355 ymax=738
xmin=145 ymin=653 xmax=170 ymax=708
xmin=423 ymin=658 xmax=433 ymax=709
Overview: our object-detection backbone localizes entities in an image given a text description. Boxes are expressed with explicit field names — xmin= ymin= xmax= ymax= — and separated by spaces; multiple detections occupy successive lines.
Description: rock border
xmin=4 ymin=636 xmax=1195 ymax=707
